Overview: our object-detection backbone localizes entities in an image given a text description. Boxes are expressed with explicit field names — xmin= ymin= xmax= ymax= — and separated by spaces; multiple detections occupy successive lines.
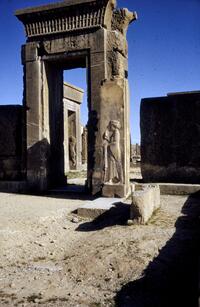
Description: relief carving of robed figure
xmin=103 ymin=120 xmax=123 ymax=184
xmin=69 ymin=136 xmax=76 ymax=166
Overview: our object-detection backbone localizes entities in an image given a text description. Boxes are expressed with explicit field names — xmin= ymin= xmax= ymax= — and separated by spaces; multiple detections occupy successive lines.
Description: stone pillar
xmin=87 ymin=28 xmax=108 ymax=194
xmin=23 ymin=43 xmax=48 ymax=191
xmin=100 ymin=9 xmax=136 ymax=198
xmin=100 ymin=79 xmax=130 ymax=197
xmin=82 ymin=127 xmax=88 ymax=165
xmin=63 ymin=104 xmax=69 ymax=173
xmin=76 ymin=99 xmax=82 ymax=170
xmin=23 ymin=43 xmax=65 ymax=191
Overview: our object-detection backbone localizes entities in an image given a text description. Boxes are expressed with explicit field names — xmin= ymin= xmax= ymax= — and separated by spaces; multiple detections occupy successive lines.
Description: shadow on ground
xmin=115 ymin=193 xmax=200 ymax=307
xmin=76 ymin=202 xmax=130 ymax=232
xmin=45 ymin=184 xmax=97 ymax=201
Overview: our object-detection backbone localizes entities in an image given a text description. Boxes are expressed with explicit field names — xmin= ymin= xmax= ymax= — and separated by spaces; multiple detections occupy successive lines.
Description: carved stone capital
xmin=112 ymin=8 xmax=137 ymax=35
xmin=23 ymin=42 xmax=40 ymax=63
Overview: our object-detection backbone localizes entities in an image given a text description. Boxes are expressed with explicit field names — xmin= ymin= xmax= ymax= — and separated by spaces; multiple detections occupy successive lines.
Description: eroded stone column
xmin=100 ymin=79 xmax=130 ymax=197
xmin=87 ymin=28 xmax=108 ymax=194
xmin=23 ymin=43 xmax=65 ymax=191
xmin=82 ymin=127 xmax=88 ymax=165
xmin=23 ymin=42 xmax=49 ymax=191
xmin=100 ymin=9 xmax=137 ymax=197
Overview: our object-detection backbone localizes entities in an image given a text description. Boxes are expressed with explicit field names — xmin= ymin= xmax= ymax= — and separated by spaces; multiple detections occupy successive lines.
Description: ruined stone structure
xmin=130 ymin=143 xmax=141 ymax=164
xmin=0 ymin=84 xmax=84 ymax=192
xmin=0 ymin=106 xmax=25 ymax=181
xmin=131 ymin=143 xmax=141 ymax=157
xmin=141 ymin=91 xmax=200 ymax=183
xmin=15 ymin=0 xmax=136 ymax=197
xmin=63 ymin=82 xmax=84 ymax=173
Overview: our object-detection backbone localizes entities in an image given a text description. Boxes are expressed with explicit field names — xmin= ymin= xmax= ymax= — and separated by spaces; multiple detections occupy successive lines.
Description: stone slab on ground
xmin=77 ymin=197 xmax=123 ymax=219
xmin=135 ymin=183 xmax=200 ymax=195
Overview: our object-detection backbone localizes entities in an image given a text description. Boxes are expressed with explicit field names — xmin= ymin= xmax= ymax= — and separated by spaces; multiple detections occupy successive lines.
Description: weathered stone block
xmin=130 ymin=185 xmax=160 ymax=224
xmin=141 ymin=92 xmax=200 ymax=183
xmin=0 ymin=105 xmax=24 ymax=180
xmin=24 ymin=42 xmax=39 ymax=62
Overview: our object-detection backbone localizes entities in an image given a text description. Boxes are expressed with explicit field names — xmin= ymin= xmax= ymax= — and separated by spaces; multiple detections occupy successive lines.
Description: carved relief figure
xmin=69 ymin=136 xmax=76 ymax=166
xmin=103 ymin=120 xmax=123 ymax=184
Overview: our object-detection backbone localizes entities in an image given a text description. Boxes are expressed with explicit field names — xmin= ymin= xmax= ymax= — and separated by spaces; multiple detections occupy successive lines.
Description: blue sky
xmin=0 ymin=0 xmax=199 ymax=143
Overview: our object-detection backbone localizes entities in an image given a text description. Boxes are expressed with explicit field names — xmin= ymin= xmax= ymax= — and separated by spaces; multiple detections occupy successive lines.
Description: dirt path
xmin=0 ymin=193 xmax=199 ymax=306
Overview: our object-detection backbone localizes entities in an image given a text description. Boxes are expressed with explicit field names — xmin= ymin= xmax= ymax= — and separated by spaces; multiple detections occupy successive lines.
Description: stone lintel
xmin=63 ymin=82 xmax=84 ymax=104
xmin=15 ymin=0 xmax=115 ymax=38
xmin=15 ymin=0 xmax=97 ymax=16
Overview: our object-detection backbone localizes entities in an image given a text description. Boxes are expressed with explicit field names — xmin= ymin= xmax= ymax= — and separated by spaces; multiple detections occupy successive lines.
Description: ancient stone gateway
xmin=15 ymin=0 xmax=136 ymax=197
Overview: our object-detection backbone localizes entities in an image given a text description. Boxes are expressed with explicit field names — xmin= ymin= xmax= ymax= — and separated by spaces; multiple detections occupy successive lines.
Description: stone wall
xmin=141 ymin=92 xmax=200 ymax=183
xmin=0 ymin=105 xmax=24 ymax=180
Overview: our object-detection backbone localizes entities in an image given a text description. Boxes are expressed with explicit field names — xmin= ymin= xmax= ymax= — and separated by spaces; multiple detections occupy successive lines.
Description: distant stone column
xmin=82 ymin=127 xmax=88 ymax=165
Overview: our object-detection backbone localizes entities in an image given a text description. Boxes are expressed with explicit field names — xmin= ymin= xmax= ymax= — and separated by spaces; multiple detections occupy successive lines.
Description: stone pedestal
xmin=102 ymin=184 xmax=127 ymax=198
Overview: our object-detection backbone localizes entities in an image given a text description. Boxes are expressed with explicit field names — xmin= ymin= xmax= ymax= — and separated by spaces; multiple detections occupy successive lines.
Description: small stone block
xmin=130 ymin=185 xmax=160 ymax=224
xmin=77 ymin=197 xmax=122 ymax=219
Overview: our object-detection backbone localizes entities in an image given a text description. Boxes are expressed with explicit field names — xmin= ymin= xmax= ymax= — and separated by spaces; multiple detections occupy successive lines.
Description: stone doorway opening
xmin=38 ymin=52 xmax=89 ymax=192
xmin=63 ymin=68 xmax=88 ymax=191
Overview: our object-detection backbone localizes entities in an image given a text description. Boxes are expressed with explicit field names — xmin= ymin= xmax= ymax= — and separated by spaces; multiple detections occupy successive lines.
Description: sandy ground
xmin=0 ymin=191 xmax=200 ymax=307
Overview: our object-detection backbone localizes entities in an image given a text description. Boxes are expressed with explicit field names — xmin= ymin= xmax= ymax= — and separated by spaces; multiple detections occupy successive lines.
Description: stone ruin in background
xmin=63 ymin=82 xmax=84 ymax=173
xmin=140 ymin=91 xmax=200 ymax=184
